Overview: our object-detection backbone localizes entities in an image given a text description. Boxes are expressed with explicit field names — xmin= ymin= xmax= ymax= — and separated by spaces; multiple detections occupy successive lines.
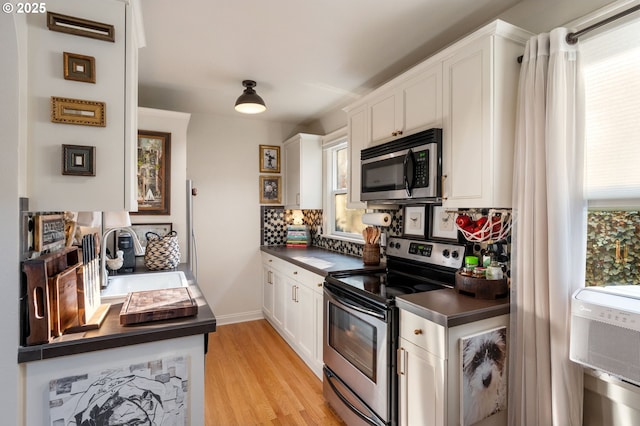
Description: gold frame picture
xmin=63 ymin=52 xmax=96 ymax=83
xmin=133 ymin=130 xmax=171 ymax=215
xmin=259 ymin=145 xmax=281 ymax=173
xmin=50 ymin=96 xmax=106 ymax=127
xmin=47 ymin=11 xmax=115 ymax=42
xmin=259 ymin=175 xmax=282 ymax=204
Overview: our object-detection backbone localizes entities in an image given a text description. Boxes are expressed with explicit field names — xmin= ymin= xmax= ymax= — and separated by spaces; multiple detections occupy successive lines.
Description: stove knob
xmin=442 ymin=249 xmax=450 ymax=258
xmin=451 ymin=250 xmax=460 ymax=259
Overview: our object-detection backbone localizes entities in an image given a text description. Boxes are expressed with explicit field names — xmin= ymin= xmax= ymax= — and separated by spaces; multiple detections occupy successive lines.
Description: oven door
xmin=323 ymin=282 xmax=391 ymax=423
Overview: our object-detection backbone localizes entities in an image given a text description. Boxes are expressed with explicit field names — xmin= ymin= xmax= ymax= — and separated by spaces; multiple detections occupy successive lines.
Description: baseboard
xmin=214 ymin=310 xmax=264 ymax=326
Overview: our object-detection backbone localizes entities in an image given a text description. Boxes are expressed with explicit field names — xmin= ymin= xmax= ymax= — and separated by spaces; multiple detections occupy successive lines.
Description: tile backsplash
xmin=260 ymin=206 xmax=402 ymax=258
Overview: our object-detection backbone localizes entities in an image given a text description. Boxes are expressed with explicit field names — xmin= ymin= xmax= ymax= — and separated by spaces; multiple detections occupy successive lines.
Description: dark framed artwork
xmin=47 ymin=11 xmax=115 ymax=42
xmin=62 ymin=144 xmax=96 ymax=176
xmin=259 ymin=175 xmax=282 ymax=204
xmin=429 ymin=204 xmax=459 ymax=241
xmin=259 ymin=145 xmax=281 ymax=173
xmin=133 ymin=130 xmax=171 ymax=215
xmin=51 ymin=96 xmax=106 ymax=127
xmin=403 ymin=204 xmax=427 ymax=238
xmin=63 ymin=52 xmax=96 ymax=83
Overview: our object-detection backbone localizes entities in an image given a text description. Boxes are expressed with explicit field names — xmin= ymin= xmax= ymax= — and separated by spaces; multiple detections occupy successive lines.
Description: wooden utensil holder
xmin=362 ymin=244 xmax=380 ymax=266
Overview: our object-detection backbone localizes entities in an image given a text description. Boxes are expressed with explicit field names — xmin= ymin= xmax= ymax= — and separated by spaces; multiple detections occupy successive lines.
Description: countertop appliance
xmin=118 ymin=232 xmax=136 ymax=273
xmin=360 ymin=128 xmax=442 ymax=204
xmin=323 ymin=236 xmax=465 ymax=426
xmin=570 ymin=285 xmax=640 ymax=386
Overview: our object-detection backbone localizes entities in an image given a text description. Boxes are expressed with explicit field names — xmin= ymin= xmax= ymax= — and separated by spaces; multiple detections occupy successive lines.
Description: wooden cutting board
xmin=119 ymin=287 xmax=198 ymax=325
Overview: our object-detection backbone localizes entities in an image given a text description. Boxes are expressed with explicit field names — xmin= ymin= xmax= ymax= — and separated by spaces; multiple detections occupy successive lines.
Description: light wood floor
xmin=204 ymin=319 xmax=345 ymax=425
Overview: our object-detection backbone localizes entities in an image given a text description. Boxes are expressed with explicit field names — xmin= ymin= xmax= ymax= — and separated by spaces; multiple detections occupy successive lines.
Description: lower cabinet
xmin=398 ymin=308 xmax=510 ymax=426
xmin=262 ymin=253 xmax=324 ymax=379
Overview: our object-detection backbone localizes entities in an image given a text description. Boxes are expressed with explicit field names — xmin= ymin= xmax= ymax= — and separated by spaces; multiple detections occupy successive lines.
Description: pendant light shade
xmin=234 ymin=80 xmax=267 ymax=114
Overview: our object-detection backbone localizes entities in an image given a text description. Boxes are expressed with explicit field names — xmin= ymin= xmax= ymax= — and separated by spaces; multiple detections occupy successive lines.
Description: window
xmin=582 ymin=16 xmax=640 ymax=286
xmin=324 ymin=134 xmax=365 ymax=240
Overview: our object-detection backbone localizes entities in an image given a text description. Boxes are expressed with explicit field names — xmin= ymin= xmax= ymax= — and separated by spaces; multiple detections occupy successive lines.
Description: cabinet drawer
xmin=400 ymin=309 xmax=446 ymax=359
xmin=288 ymin=266 xmax=324 ymax=293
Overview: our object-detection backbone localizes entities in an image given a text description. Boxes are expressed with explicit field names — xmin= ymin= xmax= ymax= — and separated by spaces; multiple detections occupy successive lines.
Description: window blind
xmin=582 ymin=17 xmax=640 ymax=202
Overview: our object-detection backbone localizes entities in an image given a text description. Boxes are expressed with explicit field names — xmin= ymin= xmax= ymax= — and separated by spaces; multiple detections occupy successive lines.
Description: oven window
xmin=328 ymin=303 xmax=377 ymax=381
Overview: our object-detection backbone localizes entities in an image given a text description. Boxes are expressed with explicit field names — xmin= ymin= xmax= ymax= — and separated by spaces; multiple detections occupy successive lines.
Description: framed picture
xmin=34 ymin=214 xmax=66 ymax=252
xmin=62 ymin=144 xmax=96 ymax=176
xmin=63 ymin=52 xmax=96 ymax=83
xmin=128 ymin=223 xmax=173 ymax=253
xmin=460 ymin=326 xmax=508 ymax=425
xmin=133 ymin=130 xmax=171 ymax=215
xmin=47 ymin=11 xmax=115 ymax=42
xmin=50 ymin=96 xmax=106 ymax=127
xmin=259 ymin=175 xmax=282 ymax=204
xmin=259 ymin=145 xmax=281 ymax=173
xmin=403 ymin=205 xmax=427 ymax=238
xmin=429 ymin=205 xmax=459 ymax=241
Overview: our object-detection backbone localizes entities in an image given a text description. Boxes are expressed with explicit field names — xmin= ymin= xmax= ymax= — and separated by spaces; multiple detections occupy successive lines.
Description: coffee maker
xmin=118 ymin=232 xmax=136 ymax=273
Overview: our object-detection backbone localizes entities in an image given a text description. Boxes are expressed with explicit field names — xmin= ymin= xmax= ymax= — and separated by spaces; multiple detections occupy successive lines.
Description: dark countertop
xmin=396 ymin=288 xmax=510 ymax=328
xmin=261 ymin=245 xmax=385 ymax=276
xmin=18 ymin=264 xmax=216 ymax=363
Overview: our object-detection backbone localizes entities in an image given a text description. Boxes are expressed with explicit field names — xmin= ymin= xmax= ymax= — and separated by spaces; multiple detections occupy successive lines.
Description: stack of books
xmin=286 ymin=225 xmax=310 ymax=248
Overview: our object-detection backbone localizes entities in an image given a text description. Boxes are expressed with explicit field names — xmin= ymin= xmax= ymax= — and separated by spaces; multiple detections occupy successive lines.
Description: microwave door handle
xmin=403 ymin=148 xmax=415 ymax=197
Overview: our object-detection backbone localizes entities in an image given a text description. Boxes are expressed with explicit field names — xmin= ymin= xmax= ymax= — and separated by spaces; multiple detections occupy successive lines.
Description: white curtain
xmin=509 ymin=28 xmax=587 ymax=426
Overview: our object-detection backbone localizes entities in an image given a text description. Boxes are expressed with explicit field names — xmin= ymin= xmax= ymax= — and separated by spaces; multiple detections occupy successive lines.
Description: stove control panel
xmin=387 ymin=237 xmax=465 ymax=269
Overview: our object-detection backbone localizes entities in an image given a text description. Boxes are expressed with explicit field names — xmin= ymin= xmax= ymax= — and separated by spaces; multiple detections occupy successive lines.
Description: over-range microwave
xmin=360 ymin=128 xmax=442 ymax=203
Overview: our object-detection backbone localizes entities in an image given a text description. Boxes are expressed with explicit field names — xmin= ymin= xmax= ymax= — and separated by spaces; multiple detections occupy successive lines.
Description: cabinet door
xmin=284 ymin=140 xmax=301 ymax=207
xmin=402 ymin=64 xmax=442 ymax=135
xmin=262 ymin=264 xmax=274 ymax=319
xmin=369 ymin=91 xmax=401 ymax=145
xmin=272 ymin=270 xmax=285 ymax=329
xmin=347 ymin=105 xmax=368 ymax=209
xmin=296 ymin=283 xmax=315 ymax=362
xmin=398 ymin=339 xmax=446 ymax=426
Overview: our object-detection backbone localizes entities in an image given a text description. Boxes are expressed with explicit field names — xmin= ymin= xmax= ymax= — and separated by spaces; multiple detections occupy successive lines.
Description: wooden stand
xmin=22 ymin=247 xmax=81 ymax=345
xmin=454 ymin=271 xmax=508 ymax=299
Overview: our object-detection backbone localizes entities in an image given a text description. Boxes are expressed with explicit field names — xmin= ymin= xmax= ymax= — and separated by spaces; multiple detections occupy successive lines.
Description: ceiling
xmin=137 ymin=0 xmax=526 ymax=126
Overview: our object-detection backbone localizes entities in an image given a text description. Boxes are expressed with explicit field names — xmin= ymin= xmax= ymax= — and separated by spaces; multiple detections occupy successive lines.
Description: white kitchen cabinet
xmin=25 ymin=0 xmax=142 ymax=211
xmin=261 ymin=253 xmax=324 ymax=378
xmin=368 ymin=64 xmax=442 ymax=146
xmin=283 ymin=133 xmax=323 ymax=209
xmin=398 ymin=308 xmax=510 ymax=426
xmin=441 ymin=22 xmax=530 ymax=208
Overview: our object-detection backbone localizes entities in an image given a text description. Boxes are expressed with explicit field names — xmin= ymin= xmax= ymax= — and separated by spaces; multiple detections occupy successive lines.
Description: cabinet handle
xmin=414 ymin=329 xmax=423 ymax=335
xmin=397 ymin=130 xmax=403 ymax=136
xmin=267 ymin=271 xmax=273 ymax=285
xmin=317 ymin=283 xmax=323 ymax=287
xmin=397 ymin=347 xmax=406 ymax=376
xmin=268 ymin=259 xmax=272 ymax=262
xmin=292 ymin=285 xmax=296 ymax=301
xmin=441 ymin=174 xmax=448 ymax=200
xmin=293 ymin=271 xmax=298 ymax=275
xmin=392 ymin=131 xmax=397 ymax=137
xmin=295 ymin=285 xmax=299 ymax=302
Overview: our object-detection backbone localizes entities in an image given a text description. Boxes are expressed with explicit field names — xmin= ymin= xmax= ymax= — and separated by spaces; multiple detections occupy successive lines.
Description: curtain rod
xmin=517 ymin=4 xmax=640 ymax=63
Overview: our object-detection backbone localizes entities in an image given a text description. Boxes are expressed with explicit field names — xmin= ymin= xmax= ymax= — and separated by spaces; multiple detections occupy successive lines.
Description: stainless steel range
xmin=323 ymin=237 xmax=465 ymax=426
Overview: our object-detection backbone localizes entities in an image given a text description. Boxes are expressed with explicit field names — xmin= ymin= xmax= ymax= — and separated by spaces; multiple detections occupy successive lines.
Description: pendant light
xmin=234 ymin=80 xmax=267 ymax=114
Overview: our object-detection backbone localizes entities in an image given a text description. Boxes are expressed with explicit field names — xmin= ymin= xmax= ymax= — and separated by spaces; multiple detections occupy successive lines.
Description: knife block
xmin=22 ymin=247 xmax=81 ymax=345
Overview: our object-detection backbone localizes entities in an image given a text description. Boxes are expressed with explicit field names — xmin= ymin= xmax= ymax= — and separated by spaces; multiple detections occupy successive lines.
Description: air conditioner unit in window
xmin=570 ymin=286 xmax=640 ymax=386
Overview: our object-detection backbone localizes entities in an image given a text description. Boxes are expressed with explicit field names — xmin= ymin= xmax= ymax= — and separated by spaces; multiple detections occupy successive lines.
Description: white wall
xmin=1 ymin=11 xmax=23 ymax=426
xmin=186 ymin=113 xmax=297 ymax=324
xmin=134 ymin=107 xmax=191 ymax=262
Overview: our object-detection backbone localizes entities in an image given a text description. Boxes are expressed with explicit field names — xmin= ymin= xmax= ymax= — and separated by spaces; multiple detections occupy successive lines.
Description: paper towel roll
xmin=361 ymin=212 xmax=391 ymax=227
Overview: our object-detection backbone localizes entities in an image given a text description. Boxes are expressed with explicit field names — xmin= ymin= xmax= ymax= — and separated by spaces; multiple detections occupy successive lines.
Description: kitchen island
xmin=19 ymin=264 xmax=215 ymax=425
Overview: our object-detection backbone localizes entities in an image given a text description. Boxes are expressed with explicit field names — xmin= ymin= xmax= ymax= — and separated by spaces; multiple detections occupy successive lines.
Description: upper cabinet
xmin=369 ymin=63 xmax=442 ymax=146
xmin=441 ymin=22 xmax=530 ymax=208
xmin=345 ymin=20 xmax=531 ymax=210
xmin=24 ymin=0 xmax=142 ymax=212
xmin=283 ymin=133 xmax=322 ymax=209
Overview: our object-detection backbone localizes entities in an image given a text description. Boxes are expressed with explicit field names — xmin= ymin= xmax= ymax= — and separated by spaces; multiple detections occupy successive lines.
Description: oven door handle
xmin=325 ymin=287 xmax=386 ymax=320
xmin=324 ymin=367 xmax=386 ymax=426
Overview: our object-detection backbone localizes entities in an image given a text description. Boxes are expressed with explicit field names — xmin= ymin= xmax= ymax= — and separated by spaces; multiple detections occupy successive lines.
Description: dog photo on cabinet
xmin=461 ymin=326 xmax=507 ymax=425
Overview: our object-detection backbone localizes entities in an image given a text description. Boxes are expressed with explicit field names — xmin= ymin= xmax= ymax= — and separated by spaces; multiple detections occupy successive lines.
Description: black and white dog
xmin=462 ymin=327 xmax=507 ymax=425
